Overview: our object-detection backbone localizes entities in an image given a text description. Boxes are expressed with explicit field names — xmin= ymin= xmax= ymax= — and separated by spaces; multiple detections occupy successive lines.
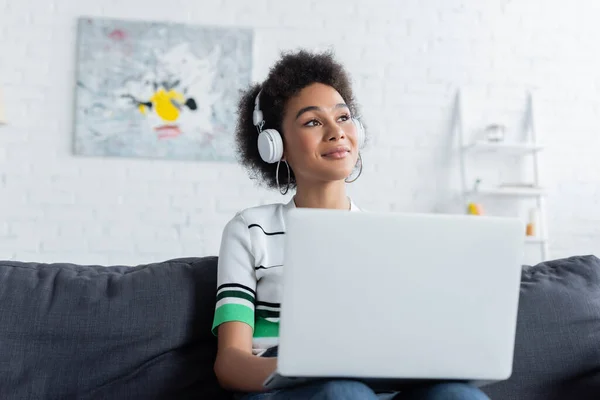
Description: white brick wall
xmin=1 ymin=0 xmax=599 ymax=266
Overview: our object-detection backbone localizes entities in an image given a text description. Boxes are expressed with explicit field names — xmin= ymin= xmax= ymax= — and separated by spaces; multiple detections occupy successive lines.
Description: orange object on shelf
xmin=526 ymin=223 xmax=535 ymax=236
xmin=526 ymin=208 xmax=538 ymax=236
xmin=467 ymin=202 xmax=483 ymax=215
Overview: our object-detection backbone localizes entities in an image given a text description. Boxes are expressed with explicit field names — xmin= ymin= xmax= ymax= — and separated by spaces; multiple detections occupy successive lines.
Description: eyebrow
xmin=295 ymin=103 xmax=349 ymax=120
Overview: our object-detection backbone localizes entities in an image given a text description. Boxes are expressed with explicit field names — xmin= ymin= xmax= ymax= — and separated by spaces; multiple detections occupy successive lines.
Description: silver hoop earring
xmin=276 ymin=159 xmax=291 ymax=195
xmin=345 ymin=153 xmax=363 ymax=183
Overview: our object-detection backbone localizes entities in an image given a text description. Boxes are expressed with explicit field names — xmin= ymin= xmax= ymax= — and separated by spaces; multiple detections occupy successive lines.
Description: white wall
xmin=1 ymin=0 xmax=599 ymax=266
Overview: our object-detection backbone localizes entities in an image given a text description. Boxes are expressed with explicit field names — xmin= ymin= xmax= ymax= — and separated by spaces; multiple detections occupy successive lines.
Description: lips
xmin=322 ymin=146 xmax=350 ymax=158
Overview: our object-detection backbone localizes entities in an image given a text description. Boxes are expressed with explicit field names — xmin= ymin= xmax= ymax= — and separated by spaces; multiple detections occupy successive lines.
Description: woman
xmin=212 ymin=49 xmax=490 ymax=400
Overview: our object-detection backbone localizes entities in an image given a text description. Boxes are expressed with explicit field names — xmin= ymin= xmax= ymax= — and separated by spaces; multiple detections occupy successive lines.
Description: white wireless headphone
xmin=253 ymin=90 xmax=365 ymax=164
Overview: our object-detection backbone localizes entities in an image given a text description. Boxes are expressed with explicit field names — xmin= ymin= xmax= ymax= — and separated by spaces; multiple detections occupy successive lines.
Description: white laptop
xmin=263 ymin=208 xmax=524 ymax=391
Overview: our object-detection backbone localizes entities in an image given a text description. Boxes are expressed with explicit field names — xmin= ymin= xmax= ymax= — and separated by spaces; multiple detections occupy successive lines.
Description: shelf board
xmin=463 ymin=140 xmax=544 ymax=154
xmin=468 ymin=186 xmax=546 ymax=197
xmin=525 ymin=236 xmax=547 ymax=244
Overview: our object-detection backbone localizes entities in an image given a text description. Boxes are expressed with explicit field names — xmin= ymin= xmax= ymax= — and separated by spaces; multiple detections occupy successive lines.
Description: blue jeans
xmin=241 ymin=380 xmax=490 ymax=399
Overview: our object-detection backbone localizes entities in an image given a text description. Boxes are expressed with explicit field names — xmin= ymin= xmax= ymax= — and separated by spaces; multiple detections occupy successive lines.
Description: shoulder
xmin=238 ymin=202 xmax=289 ymax=222
xmin=223 ymin=201 xmax=291 ymax=234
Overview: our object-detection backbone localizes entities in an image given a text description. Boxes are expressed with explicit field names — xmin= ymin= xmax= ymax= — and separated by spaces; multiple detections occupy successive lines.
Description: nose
xmin=326 ymin=123 xmax=345 ymax=142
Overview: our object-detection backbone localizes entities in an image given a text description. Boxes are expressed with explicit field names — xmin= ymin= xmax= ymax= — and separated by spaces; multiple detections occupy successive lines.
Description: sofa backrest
xmin=3 ymin=254 xmax=599 ymax=400
xmin=483 ymin=255 xmax=600 ymax=400
xmin=0 ymin=257 xmax=230 ymax=400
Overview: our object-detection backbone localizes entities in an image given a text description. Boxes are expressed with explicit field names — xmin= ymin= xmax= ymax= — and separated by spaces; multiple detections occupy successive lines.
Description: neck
xmin=293 ymin=180 xmax=350 ymax=210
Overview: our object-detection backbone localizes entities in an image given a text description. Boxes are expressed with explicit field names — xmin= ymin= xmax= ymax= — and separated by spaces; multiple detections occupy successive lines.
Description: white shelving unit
xmin=455 ymin=89 xmax=549 ymax=261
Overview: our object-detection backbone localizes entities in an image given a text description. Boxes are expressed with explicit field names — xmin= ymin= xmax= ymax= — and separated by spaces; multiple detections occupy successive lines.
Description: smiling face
xmin=281 ymin=82 xmax=359 ymax=187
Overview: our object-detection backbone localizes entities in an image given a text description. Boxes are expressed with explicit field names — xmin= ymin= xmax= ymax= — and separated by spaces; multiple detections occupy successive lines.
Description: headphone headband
xmin=255 ymin=89 xmax=262 ymax=110
xmin=253 ymin=90 xmax=263 ymax=127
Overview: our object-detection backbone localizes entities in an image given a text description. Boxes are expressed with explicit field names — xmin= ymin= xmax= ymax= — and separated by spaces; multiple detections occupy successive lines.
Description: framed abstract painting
xmin=73 ymin=17 xmax=253 ymax=162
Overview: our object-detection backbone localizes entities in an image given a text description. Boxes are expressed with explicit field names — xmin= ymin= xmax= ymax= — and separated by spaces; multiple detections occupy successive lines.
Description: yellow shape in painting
xmin=150 ymin=88 xmax=185 ymax=122
xmin=138 ymin=104 xmax=147 ymax=115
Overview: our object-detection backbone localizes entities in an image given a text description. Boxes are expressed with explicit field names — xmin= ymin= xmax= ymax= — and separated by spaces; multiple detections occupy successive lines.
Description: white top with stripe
xmin=212 ymin=197 xmax=360 ymax=355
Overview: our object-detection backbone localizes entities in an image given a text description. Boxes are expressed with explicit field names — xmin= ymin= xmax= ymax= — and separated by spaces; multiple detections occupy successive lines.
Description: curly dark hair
xmin=234 ymin=49 xmax=364 ymax=190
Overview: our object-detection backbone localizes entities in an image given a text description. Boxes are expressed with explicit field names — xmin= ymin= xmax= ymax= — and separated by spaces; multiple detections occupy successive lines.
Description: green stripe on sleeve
xmin=216 ymin=290 xmax=255 ymax=304
xmin=212 ymin=303 xmax=255 ymax=336
xmin=254 ymin=317 xmax=279 ymax=338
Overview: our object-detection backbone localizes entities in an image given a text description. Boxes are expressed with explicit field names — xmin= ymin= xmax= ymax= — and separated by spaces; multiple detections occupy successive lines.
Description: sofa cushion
xmin=483 ymin=255 xmax=600 ymax=400
xmin=0 ymin=256 xmax=229 ymax=400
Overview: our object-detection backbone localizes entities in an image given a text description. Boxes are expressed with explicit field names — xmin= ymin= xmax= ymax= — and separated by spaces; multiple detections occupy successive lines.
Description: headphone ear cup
xmin=257 ymin=129 xmax=284 ymax=164
xmin=353 ymin=118 xmax=365 ymax=149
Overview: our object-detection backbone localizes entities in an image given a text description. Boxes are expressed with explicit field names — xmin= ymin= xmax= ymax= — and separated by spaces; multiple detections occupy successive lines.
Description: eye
xmin=304 ymin=119 xmax=321 ymax=127
xmin=338 ymin=113 xmax=351 ymax=122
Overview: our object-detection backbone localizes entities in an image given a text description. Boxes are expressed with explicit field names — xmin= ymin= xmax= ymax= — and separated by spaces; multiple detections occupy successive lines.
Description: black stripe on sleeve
xmin=254 ymin=264 xmax=283 ymax=271
xmin=256 ymin=309 xmax=280 ymax=319
xmin=248 ymin=224 xmax=285 ymax=236
xmin=256 ymin=300 xmax=281 ymax=308
xmin=217 ymin=283 xmax=256 ymax=297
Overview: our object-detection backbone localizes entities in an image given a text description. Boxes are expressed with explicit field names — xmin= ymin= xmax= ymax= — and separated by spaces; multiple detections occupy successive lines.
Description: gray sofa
xmin=1 ymin=255 xmax=599 ymax=399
